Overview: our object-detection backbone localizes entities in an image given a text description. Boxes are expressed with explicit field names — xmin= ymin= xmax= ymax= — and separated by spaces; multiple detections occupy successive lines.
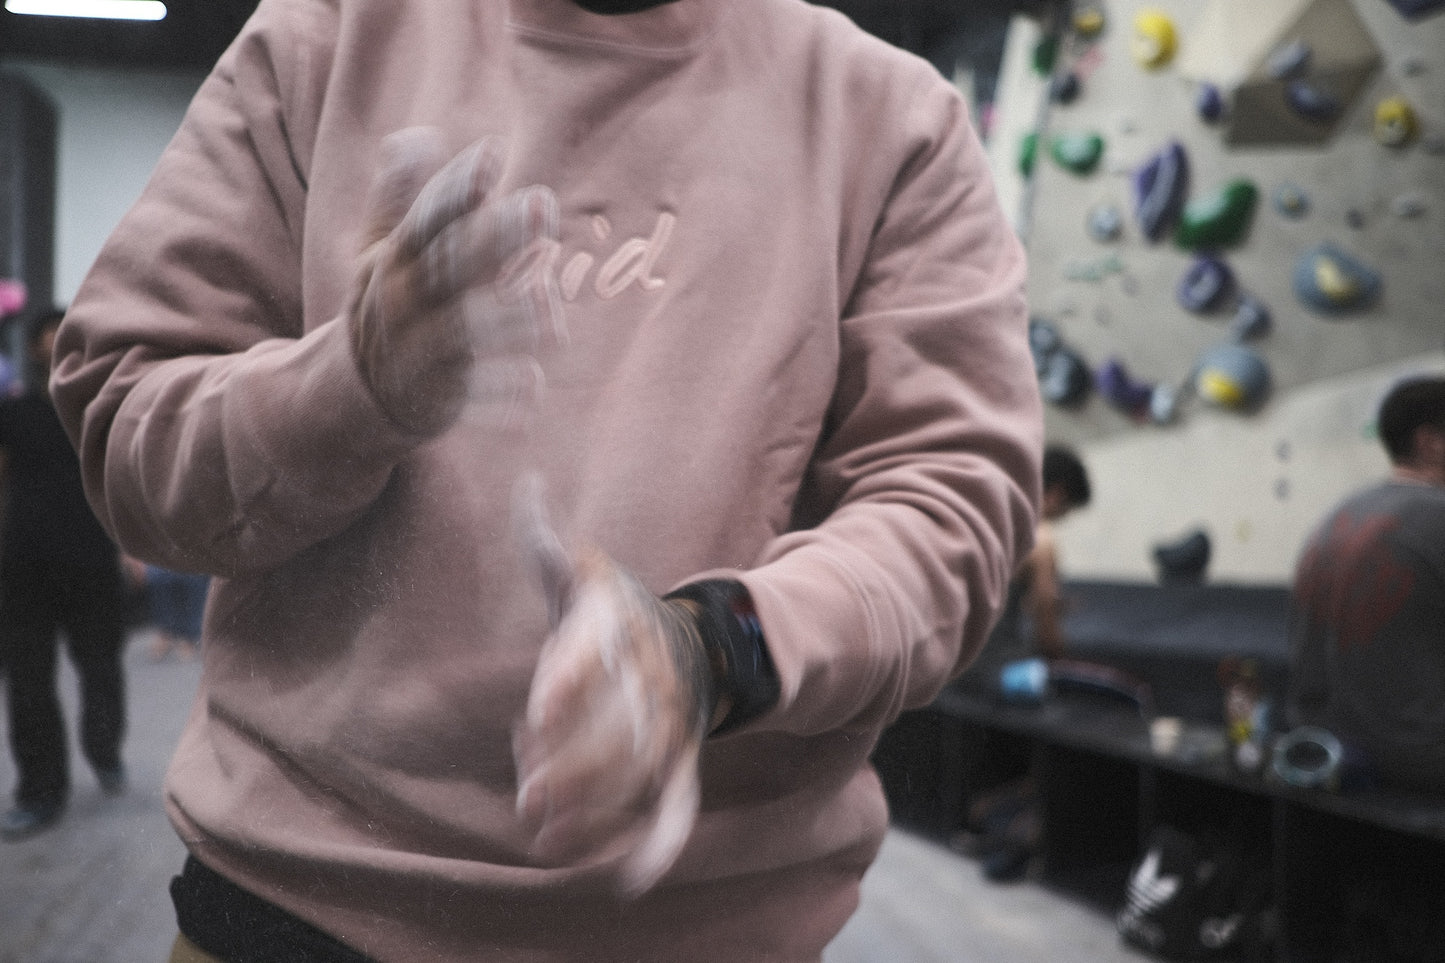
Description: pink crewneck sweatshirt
xmin=52 ymin=0 xmax=1041 ymax=959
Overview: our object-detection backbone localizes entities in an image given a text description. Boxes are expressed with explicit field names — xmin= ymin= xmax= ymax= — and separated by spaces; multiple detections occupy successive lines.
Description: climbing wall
xmin=990 ymin=0 xmax=1445 ymax=582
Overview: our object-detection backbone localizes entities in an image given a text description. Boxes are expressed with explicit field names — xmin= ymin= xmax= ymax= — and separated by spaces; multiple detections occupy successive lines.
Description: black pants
xmin=2 ymin=555 xmax=127 ymax=809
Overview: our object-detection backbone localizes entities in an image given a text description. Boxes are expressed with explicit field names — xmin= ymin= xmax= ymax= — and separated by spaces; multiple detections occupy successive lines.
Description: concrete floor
xmin=1 ymin=632 xmax=1151 ymax=963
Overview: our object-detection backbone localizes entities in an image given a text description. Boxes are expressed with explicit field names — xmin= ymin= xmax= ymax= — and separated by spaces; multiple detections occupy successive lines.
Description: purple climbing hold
xmin=1177 ymin=256 xmax=1233 ymax=312
xmin=1196 ymin=83 xmax=1225 ymax=123
xmin=1052 ymin=71 xmax=1082 ymax=104
xmin=1097 ymin=357 xmax=1155 ymax=418
xmin=1286 ymin=81 xmax=1341 ymax=123
xmin=1133 ymin=141 xmax=1189 ymax=243
xmin=1385 ymin=0 xmax=1445 ymax=20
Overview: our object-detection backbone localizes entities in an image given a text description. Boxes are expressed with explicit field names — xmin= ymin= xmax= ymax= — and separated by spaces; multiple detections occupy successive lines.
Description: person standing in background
xmin=959 ymin=443 xmax=1092 ymax=692
xmin=0 ymin=308 xmax=128 ymax=841
xmin=1289 ymin=375 xmax=1445 ymax=794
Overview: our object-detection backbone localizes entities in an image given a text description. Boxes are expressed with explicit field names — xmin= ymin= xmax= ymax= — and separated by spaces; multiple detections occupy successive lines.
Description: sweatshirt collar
xmin=507 ymin=0 xmax=717 ymax=55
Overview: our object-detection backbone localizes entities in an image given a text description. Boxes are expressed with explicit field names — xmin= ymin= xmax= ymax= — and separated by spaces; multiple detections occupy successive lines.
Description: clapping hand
xmin=349 ymin=128 xmax=563 ymax=436
xmin=512 ymin=476 xmax=715 ymax=895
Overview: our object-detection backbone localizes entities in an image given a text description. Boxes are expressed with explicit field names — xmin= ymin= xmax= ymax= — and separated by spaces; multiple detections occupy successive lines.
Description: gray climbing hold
xmin=1149 ymin=383 xmax=1182 ymax=425
xmin=1028 ymin=318 xmax=1063 ymax=370
xmin=1286 ymin=81 xmax=1341 ymax=123
xmin=1266 ymin=39 xmax=1311 ymax=79
xmin=1041 ymin=351 xmax=1092 ymax=406
xmin=1153 ymin=529 xmax=1211 ymax=585
xmin=1273 ymin=183 xmax=1310 ymax=219
xmin=1087 ymin=204 xmax=1125 ymax=242
xmin=1230 ymin=296 xmax=1272 ymax=341
xmin=1052 ymin=71 xmax=1082 ymax=104
xmin=1391 ymin=192 xmax=1428 ymax=219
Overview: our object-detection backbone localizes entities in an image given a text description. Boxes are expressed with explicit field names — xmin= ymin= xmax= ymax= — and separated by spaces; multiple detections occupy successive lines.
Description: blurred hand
xmin=349 ymin=128 xmax=562 ymax=436
xmin=513 ymin=476 xmax=714 ymax=895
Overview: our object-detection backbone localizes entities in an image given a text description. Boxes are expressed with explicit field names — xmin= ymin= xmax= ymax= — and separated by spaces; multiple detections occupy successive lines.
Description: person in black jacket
xmin=0 ymin=308 xmax=129 ymax=840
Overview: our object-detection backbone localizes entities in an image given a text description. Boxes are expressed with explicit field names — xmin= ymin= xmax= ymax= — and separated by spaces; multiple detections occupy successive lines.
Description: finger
xmin=499 ymin=186 xmax=566 ymax=350
xmin=364 ymin=127 xmax=447 ymax=247
xmin=414 ymin=185 xmax=558 ymax=310
xmin=514 ymin=473 xmax=573 ymax=627
xmin=398 ymin=137 xmax=505 ymax=258
xmin=619 ymin=748 xmax=701 ymax=895
xmin=516 ymin=707 xmax=650 ymax=837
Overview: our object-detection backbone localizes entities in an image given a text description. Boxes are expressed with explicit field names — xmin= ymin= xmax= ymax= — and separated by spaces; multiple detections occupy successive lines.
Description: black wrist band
xmin=665 ymin=579 xmax=779 ymax=736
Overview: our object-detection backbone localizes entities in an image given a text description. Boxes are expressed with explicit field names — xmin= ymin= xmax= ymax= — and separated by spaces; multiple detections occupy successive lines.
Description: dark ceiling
xmin=0 ymin=0 xmax=1048 ymax=73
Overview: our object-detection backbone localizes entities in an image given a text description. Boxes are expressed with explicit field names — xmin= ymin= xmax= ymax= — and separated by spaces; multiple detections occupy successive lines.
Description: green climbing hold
xmin=1019 ymin=132 xmax=1038 ymax=177
xmin=1050 ymin=132 xmax=1104 ymax=175
xmin=1033 ymin=34 xmax=1060 ymax=75
xmin=1175 ymin=179 xmax=1258 ymax=250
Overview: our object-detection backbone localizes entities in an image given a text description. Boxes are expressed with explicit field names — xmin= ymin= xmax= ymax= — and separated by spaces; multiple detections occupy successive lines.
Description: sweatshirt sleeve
xmin=733 ymin=70 xmax=1042 ymax=737
xmin=49 ymin=0 xmax=415 ymax=578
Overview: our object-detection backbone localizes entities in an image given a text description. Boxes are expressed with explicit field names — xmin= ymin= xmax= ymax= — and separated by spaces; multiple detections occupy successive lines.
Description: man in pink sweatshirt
xmin=51 ymin=0 xmax=1042 ymax=960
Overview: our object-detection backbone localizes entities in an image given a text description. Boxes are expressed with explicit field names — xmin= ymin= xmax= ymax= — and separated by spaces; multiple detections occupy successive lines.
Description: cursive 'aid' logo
xmin=502 ymin=210 xmax=676 ymax=304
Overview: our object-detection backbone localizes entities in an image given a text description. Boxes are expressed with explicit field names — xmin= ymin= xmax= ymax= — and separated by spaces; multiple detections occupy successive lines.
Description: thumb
xmin=363 ymin=127 xmax=448 ymax=247
xmin=514 ymin=472 xmax=574 ymax=628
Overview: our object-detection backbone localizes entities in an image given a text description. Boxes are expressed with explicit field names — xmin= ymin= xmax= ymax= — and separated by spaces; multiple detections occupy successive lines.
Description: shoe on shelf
xmin=96 ymin=764 xmax=128 ymax=797
xmin=1 ymin=801 xmax=65 ymax=842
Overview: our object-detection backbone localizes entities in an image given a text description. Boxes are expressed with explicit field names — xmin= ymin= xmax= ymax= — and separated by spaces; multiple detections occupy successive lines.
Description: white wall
xmin=4 ymin=59 xmax=204 ymax=304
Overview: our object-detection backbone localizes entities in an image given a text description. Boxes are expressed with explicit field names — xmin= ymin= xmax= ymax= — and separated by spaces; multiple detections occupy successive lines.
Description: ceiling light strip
xmin=4 ymin=0 xmax=167 ymax=20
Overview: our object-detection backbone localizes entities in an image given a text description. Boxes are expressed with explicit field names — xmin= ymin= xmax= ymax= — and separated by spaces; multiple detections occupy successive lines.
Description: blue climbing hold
xmin=1196 ymin=83 xmax=1225 ymax=123
xmin=1293 ymin=243 xmax=1381 ymax=314
xmin=1097 ymin=357 xmax=1155 ymax=418
xmin=1196 ymin=343 xmax=1271 ymax=412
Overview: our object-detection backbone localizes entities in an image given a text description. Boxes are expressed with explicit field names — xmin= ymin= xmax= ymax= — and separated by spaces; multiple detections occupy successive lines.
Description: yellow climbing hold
xmin=1374 ymin=96 xmax=1418 ymax=148
xmin=1315 ymin=257 xmax=1360 ymax=302
xmin=1198 ymin=370 xmax=1246 ymax=408
xmin=1074 ymin=7 xmax=1106 ymax=38
xmin=1132 ymin=10 xmax=1177 ymax=69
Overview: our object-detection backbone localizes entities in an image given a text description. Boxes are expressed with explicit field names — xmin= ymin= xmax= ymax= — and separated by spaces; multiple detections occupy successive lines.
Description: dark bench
xmin=873 ymin=579 xmax=1445 ymax=962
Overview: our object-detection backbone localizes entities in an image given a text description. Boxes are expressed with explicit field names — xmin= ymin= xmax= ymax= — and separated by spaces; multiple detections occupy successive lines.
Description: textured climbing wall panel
xmin=988 ymin=0 xmax=1445 ymax=581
